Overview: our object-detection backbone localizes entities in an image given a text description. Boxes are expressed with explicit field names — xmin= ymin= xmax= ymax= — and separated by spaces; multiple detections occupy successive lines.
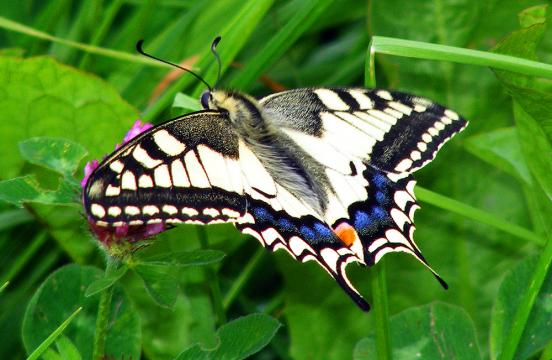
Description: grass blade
xmin=370 ymin=36 xmax=552 ymax=79
xmin=229 ymin=0 xmax=333 ymax=90
xmin=0 ymin=16 xmax=167 ymax=67
xmin=416 ymin=186 xmax=544 ymax=245
xmin=26 ymin=307 xmax=83 ymax=360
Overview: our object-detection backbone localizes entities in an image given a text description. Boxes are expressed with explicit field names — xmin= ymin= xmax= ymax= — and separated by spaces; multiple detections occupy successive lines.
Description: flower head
xmin=82 ymin=120 xmax=165 ymax=248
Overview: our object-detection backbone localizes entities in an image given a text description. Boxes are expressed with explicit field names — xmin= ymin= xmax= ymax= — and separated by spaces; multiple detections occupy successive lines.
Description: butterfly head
xmin=201 ymin=90 xmax=263 ymax=128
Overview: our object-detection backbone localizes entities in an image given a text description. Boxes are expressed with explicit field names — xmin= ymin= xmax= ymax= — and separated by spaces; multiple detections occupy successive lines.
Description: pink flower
xmin=82 ymin=120 xmax=165 ymax=247
xmin=117 ymin=120 xmax=154 ymax=149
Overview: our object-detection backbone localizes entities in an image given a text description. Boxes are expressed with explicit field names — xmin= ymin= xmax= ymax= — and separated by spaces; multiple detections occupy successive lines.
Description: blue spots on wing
xmin=314 ymin=223 xmax=333 ymax=238
xmin=372 ymin=173 xmax=388 ymax=189
xmin=375 ymin=191 xmax=386 ymax=203
xmin=354 ymin=206 xmax=388 ymax=232
xmin=354 ymin=210 xmax=372 ymax=229
xmin=278 ymin=217 xmax=295 ymax=231
xmin=371 ymin=206 xmax=386 ymax=220
xmin=252 ymin=206 xmax=274 ymax=222
xmin=300 ymin=225 xmax=316 ymax=241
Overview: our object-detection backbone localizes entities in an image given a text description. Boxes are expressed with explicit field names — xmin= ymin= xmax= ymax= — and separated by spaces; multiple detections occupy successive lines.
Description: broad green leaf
xmin=22 ymin=264 xmax=141 ymax=360
xmin=85 ymin=265 xmax=128 ymax=297
xmin=0 ymin=56 xmax=138 ymax=180
xmin=134 ymin=264 xmax=179 ymax=308
xmin=173 ymin=92 xmax=201 ymax=112
xmin=176 ymin=313 xmax=280 ymax=360
xmin=464 ymin=128 xmax=531 ymax=185
xmin=138 ymin=249 xmax=225 ymax=267
xmin=354 ymin=302 xmax=481 ymax=360
xmin=18 ymin=137 xmax=87 ymax=176
xmin=0 ymin=56 xmax=139 ymax=262
xmin=490 ymin=256 xmax=552 ymax=359
xmin=0 ymin=176 xmax=78 ymax=206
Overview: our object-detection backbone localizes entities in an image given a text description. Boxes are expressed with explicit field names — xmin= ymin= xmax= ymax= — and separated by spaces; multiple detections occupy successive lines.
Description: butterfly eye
xmin=200 ymin=90 xmax=211 ymax=109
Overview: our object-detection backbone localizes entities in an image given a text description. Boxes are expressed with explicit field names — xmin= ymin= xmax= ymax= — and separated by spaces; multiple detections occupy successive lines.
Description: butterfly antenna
xmin=136 ymin=39 xmax=212 ymax=92
xmin=211 ymin=36 xmax=222 ymax=89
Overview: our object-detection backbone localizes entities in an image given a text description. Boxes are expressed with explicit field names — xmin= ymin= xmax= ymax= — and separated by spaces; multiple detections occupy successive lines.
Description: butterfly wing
xmin=261 ymin=88 xmax=467 ymax=178
xmin=261 ymin=87 xmax=467 ymax=283
xmin=83 ymin=109 xmax=370 ymax=310
xmin=84 ymin=111 xmax=250 ymax=227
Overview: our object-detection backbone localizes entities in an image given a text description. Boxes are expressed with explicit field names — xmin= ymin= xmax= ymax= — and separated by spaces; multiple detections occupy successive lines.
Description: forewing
xmin=83 ymin=111 xmax=248 ymax=227
xmin=261 ymin=87 xmax=468 ymax=177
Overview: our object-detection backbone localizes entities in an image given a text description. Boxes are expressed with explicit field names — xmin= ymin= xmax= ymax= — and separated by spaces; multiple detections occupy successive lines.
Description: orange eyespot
xmin=333 ymin=223 xmax=358 ymax=247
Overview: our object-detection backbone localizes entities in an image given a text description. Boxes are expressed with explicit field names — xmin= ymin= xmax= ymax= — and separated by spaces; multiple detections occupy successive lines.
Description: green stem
xmin=498 ymin=235 xmax=552 ymax=360
xmin=365 ymin=48 xmax=392 ymax=360
xmin=197 ymin=227 xmax=226 ymax=325
xmin=223 ymin=247 xmax=264 ymax=310
xmin=416 ymin=187 xmax=544 ymax=245
xmin=370 ymin=36 xmax=552 ymax=78
xmin=371 ymin=262 xmax=392 ymax=360
xmin=92 ymin=258 xmax=117 ymax=360
xmin=0 ymin=16 xmax=167 ymax=68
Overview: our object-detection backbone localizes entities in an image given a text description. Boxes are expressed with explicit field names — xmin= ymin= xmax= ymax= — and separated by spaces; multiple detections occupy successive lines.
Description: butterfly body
xmin=83 ymin=87 xmax=467 ymax=311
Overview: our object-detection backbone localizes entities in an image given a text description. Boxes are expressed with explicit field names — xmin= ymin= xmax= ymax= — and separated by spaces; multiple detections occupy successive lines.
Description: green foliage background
xmin=0 ymin=0 xmax=551 ymax=359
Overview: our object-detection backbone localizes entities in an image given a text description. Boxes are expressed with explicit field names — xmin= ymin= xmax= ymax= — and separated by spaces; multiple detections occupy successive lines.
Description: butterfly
xmin=83 ymin=84 xmax=467 ymax=311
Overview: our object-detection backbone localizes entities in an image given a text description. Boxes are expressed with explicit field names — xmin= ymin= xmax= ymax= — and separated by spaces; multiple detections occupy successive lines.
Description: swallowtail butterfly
xmin=83 ymin=44 xmax=467 ymax=310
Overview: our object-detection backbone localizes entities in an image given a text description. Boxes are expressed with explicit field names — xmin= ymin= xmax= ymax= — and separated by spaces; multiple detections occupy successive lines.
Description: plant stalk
xmin=92 ymin=258 xmax=117 ymax=360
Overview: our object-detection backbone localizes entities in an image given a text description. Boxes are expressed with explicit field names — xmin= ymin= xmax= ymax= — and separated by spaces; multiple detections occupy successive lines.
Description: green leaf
xmin=176 ymin=313 xmax=281 ymax=360
xmin=173 ymin=93 xmax=202 ymax=112
xmin=490 ymin=256 xmax=552 ymax=359
xmin=85 ymin=265 xmax=128 ymax=297
xmin=0 ymin=56 xmax=138 ymax=262
xmin=22 ymin=264 xmax=141 ymax=360
xmin=464 ymin=127 xmax=531 ymax=185
xmin=354 ymin=302 xmax=481 ymax=360
xmin=26 ymin=307 xmax=82 ymax=360
xmin=0 ymin=56 xmax=138 ymax=180
xmin=18 ymin=137 xmax=88 ymax=176
xmin=139 ymin=249 xmax=226 ymax=267
xmin=513 ymin=101 xmax=552 ymax=199
xmin=0 ymin=176 xmax=79 ymax=207
xmin=134 ymin=264 xmax=179 ymax=308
